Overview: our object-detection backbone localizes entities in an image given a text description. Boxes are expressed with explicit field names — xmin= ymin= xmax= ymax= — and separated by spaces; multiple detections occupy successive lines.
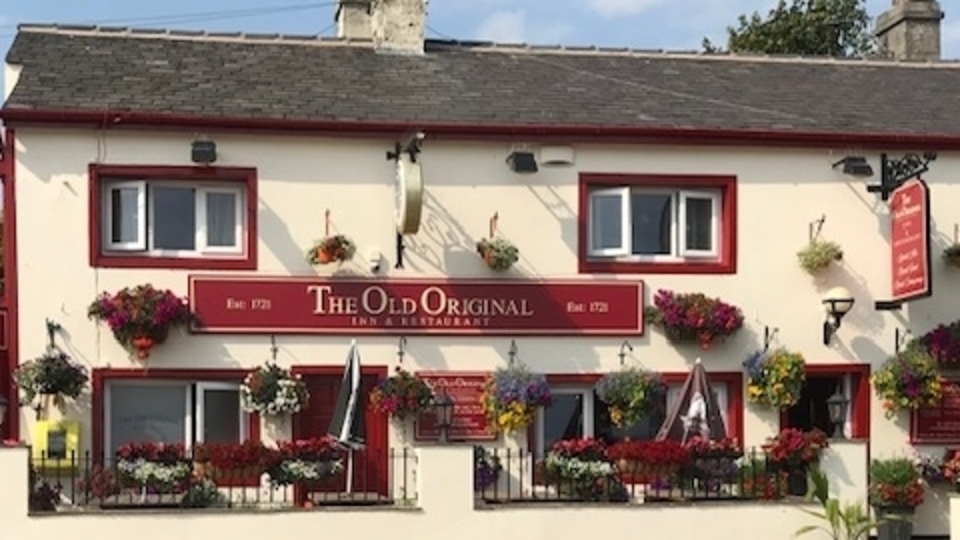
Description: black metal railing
xmin=474 ymin=447 xmax=799 ymax=504
xmin=29 ymin=448 xmax=417 ymax=512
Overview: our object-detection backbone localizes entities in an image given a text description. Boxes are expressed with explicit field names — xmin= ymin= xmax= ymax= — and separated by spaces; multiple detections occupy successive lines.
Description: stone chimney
xmin=371 ymin=0 xmax=427 ymax=55
xmin=336 ymin=0 xmax=372 ymax=40
xmin=875 ymin=0 xmax=945 ymax=61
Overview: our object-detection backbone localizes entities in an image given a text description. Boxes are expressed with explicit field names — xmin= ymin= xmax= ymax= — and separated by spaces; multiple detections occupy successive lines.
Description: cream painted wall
xmin=10 ymin=127 xmax=960 ymax=532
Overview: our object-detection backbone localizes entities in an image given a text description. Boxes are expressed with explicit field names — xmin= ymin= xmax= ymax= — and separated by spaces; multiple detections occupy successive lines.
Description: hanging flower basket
xmin=306 ymin=235 xmax=356 ymax=266
xmin=796 ymin=240 xmax=843 ymax=274
xmin=476 ymin=237 xmax=519 ymax=271
xmin=241 ymin=363 xmax=310 ymax=415
xmin=481 ymin=363 xmax=552 ymax=433
xmin=87 ymin=284 xmax=193 ymax=360
xmin=872 ymin=348 xmax=944 ymax=418
xmin=743 ymin=348 xmax=806 ymax=409
xmin=369 ymin=367 xmax=435 ymax=420
xmin=594 ymin=367 xmax=666 ymax=428
xmin=943 ymin=244 xmax=960 ymax=268
xmin=14 ymin=350 xmax=89 ymax=411
xmin=911 ymin=321 xmax=960 ymax=367
xmin=643 ymin=289 xmax=744 ymax=349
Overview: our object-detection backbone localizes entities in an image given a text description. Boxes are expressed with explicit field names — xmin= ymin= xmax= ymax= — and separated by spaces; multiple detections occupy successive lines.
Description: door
xmin=293 ymin=373 xmax=389 ymax=499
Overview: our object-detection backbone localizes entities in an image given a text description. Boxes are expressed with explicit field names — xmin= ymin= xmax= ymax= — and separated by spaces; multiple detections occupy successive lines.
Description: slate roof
xmin=5 ymin=24 xmax=960 ymax=138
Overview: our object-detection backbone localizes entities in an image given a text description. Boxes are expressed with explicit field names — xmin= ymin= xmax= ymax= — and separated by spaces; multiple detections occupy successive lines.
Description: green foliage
xmin=795 ymin=469 xmax=880 ymax=540
xmin=704 ymin=0 xmax=876 ymax=57
xmin=797 ymin=240 xmax=844 ymax=274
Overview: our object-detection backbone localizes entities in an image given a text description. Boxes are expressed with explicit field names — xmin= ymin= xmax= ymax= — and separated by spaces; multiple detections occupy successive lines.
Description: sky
xmin=0 ymin=0 xmax=958 ymax=64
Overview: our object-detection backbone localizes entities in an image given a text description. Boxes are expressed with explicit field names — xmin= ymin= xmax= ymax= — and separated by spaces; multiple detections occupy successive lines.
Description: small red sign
xmin=415 ymin=373 xmax=495 ymax=442
xmin=911 ymin=380 xmax=960 ymax=443
xmin=889 ymin=179 xmax=932 ymax=302
xmin=188 ymin=277 xmax=644 ymax=335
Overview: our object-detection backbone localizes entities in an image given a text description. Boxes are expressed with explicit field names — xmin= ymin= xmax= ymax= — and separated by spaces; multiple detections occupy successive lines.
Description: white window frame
xmin=102 ymin=180 xmax=246 ymax=258
xmin=536 ymin=387 xmax=594 ymax=457
xmin=586 ymin=186 xmax=722 ymax=262
xmin=103 ymin=180 xmax=147 ymax=252
xmin=103 ymin=380 xmax=248 ymax=455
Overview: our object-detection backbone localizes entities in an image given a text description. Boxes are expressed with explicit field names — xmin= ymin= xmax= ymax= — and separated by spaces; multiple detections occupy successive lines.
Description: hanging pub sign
xmin=911 ymin=379 xmax=960 ymax=444
xmin=188 ymin=276 xmax=644 ymax=335
xmin=888 ymin=178 xmax=932 ymax=303
xmin=415 ymin=372 xmax=495 ymax=442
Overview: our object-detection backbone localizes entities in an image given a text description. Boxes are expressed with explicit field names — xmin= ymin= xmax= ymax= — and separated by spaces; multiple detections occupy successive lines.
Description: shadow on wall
xmin=524 ymin=183 xmax=578 ymax=263
xmin=404 ymin=191 xmax=477 ymax=275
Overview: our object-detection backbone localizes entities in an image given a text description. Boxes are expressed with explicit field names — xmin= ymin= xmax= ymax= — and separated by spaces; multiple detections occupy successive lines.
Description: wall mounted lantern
xmin=506 ymin=150 xmax=538 ymax=174
xmin=191 ymin=139 xmax=217 ymax=165
xmin=825 ymin=386 xmax=849 ymax=439
xmin=0 ymin=392 xmax=7 ymax=428
xmin=832 ymin=156 xmax=874 ymax=177
xmin=822 ymin=286 xmax=855 ymax=346
xmin=433 ymin=391 xmax=454 ymax=444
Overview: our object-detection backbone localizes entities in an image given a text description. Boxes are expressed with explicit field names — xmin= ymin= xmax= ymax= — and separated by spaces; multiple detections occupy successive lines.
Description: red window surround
xmin=577 ymin=173 xmax=737 ymax=275
xmin=91 ymin=368 xmax=262 ymax=488
xmin=778 ymin=363 xmax=870 ymax=440
xmin=87 ymin=164 xmax=258 ymax=271
xmin=0 ymin=128 xmax=19 ymax=441
xmin=528 ymin=371 xmax=744 ymax=451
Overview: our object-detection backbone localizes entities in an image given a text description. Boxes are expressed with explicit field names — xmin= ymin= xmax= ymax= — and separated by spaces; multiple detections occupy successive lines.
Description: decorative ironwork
xmin=618 ymin=340 xmax=633 ymax=365
xmin=866 ymin=152 xmax=937 ymax=201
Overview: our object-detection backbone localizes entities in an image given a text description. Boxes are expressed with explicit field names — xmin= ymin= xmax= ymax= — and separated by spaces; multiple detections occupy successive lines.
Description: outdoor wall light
xmin=825 ymin=386 xmax=849 ymax=440
xmin=191 ymin=139 xmax=217 ymax=165
xmin=822 ymin=286 xmax=855 ymax=346
xmin=506 ymin=150 xmax=538 ymax=174
xmin=433 ymin=391 xmax=455 ymax=444
xmin=832 ymin=156 xmax=874 ymax=177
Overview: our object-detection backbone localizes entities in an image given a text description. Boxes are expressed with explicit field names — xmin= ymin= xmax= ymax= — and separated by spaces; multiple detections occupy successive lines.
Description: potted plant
xmin=606 ymin=439 xmax=690 ymax=485
xmin=685 ymin=436 xmax=743 ymax=493
xmin=594 ymin=367 xmax=666 ymax=428
xmin=266 ymin=436 xmax=344 ymax=486
xmin=740 ymin=458 xmax=787 ymax=500
xmin=369 ymin=367 xmax=435 ymax=420
xmin=943 ymin=244 xmax=960 ymax=268
xmin=644 ymin=289 xmax=744 ymax=349
xmin=115 ymin=442 xmax=191 ymax=492
xmin=869 ymin=457 xmax=924 ymax=540
xmin=192 ymin=440 xmax=272 ymax=483
xmin=763 ymin=428 xmax=829 ymax=496
xmin=474 ymin=446 xmax=503 ymax=491
xmin=941 ymin=449 xmax=960 ymax=492
xmin=480 ymin=363 xmax=552 ymax=433
xmin=306 ymin=234 xmax=356 ymax=265
xmin=542 ymin=438 xmax=626 ymax=501
xmin=240 ymin=363 xmax=310 ymax=416
xmin=88 ymin=284 xmax=193 ymax=360
xmin=797 ymin=239 xmax=844 ymax=274
xmin=871 ymin=348 xmax=943 ymax=418
xmin=744 ymin=348 xmax=806 ymax=409
xmin=915 ymin=451 xmax=947 ymax=484
xmin=476 ymin=237 xmax=519 ymax=271
xmin=796 ymin=469 xmax=880 ymax=540
xmin=14 ymin=350 xmax=88 ymax=411
xmin=911 ymin=321 xmax=960 ymax=367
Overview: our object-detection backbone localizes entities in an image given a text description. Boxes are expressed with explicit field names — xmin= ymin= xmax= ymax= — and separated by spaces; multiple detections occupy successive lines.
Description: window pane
xmin=206 ymin=192 xmax=238 ymax=247
xmin=542 ymin=393 xmax=584 ymax=452
xmin=152 ymin=186 xmax=196 ymax=250
xmin=685 ymin=197 xmax=714 ymax=251
xmin=631 ymin=193 xmax=672 ymax=255
xmin=590 ymin=194 xmax=622 ymax=250
xmin=109 ymin=385 xmax=186 ymax=454
xmin=202 ymin=389 xmax=241 ymax=443
xmin=594 ymin=392 xmax=664 ymax=444
xmin=110 ymin=187 xmax=140 ymax=244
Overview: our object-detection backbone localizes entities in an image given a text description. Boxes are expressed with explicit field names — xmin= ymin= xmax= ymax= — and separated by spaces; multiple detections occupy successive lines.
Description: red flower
xmin=193 ymin=440 xmax=274 ymax=469
xmin=115 ymin=441 xmax=185 ymax=464
xmin=275 ymin=436 xmax=343 ymax=462
xmin=549 ymin=438 xmax=607 ymax=461
xmin=763 ymin=428 xmax=828 ymax=466
xmin=606 ymin=439 xmax=690 ymax=467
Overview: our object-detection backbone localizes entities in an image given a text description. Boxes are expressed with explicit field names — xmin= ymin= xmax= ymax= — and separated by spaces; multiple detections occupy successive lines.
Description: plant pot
xmin=193 ymin=461 xmax=263 ymax=484
xmin=131 ymin=336 xmax=155 ymax=360
xmin=786 ymin=468 xmax=808 ymax=496
xmin=315 ymin=249 xmax=334 ymax=265
xmin=873 ymin=506 xmax=915 ymax=540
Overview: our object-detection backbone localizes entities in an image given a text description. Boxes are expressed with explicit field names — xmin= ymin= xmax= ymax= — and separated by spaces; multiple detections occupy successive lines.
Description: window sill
xmin=92 ymin=254 xmax=256 ymax=271
xmin=579 ymin=259 xmax=735 ymax=275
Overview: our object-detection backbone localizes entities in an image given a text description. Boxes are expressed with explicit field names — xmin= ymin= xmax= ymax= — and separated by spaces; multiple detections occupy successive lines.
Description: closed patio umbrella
xmin=656 ymin=359 xmax=727 ymax=444
xmin=328 ymin=339 xmax=366 ymax=493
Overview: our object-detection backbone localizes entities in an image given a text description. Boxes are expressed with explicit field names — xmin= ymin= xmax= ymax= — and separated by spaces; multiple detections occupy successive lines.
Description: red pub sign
xmin=911 ymin=379 xmax=960 ymax=443
xmin=188 ymin=277 xmax=644 ymax=335
xmin=415 ymin=372 xmax=495 ymax=442
xmin=889 ymin=178 xmax=932 ymax=303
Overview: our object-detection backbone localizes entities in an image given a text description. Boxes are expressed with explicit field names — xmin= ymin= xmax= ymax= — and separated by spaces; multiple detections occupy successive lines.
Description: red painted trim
xmin=577 ymin=173 xmax=737 ymax=275
xmin=4 ymin=108 xmax=960 ymax=150
xmin=88 ymin=164 xmax=258 ymax=271
xmin=534 ymin=371 xmax=744 ymax=452
xmin=91 ymin=368 xmax=262 ymax=487
xmin=778 ymin=364 xmax=870 ymax=440
xmin=1 ymin=129 xmax=19 ymax=440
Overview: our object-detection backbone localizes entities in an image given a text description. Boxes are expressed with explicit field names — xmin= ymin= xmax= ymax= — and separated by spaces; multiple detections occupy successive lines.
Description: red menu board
xmin=889 ymin=179 xmax=931 ymax=302
xmin=415 ymin=372 xmax=497 ymax=442
xmin=911 ymin=380 xmax=960 ymax=443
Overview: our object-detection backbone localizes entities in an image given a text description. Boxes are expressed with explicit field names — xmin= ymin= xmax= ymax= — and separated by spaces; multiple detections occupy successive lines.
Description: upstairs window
xmin=579 ymin=174 xmax=736 ymax=275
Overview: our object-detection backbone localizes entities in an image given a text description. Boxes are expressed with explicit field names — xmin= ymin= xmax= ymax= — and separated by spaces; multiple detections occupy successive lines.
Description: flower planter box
xmin=193 ymin=461 xmax=263 ymax=484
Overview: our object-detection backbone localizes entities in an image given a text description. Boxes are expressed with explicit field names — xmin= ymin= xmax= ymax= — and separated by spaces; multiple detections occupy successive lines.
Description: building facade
xmin=2 ymin=0 xmax=960 ymax=537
